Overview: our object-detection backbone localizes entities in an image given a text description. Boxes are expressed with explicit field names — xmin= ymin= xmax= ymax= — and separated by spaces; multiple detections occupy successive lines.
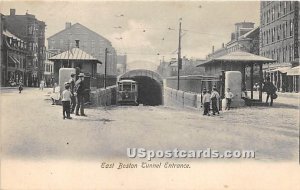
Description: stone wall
xmin=90 ymin=85 xmax=117 ymax=106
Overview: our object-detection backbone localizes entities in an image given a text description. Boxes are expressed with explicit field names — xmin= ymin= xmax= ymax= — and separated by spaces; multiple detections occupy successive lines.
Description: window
xmin=290 ymin=20 xmax=293 ymax=36
xmin=283 ymin=1 xmax=286 ymax=14
xmin=278 ymin=3 xmax=281 ymax=18
xmin=283 ymin=23 xmax=286 ymax=38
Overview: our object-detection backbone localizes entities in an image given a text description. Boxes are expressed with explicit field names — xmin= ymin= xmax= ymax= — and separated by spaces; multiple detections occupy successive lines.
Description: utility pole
xmin=104 ymin=48 xmax=108 ymax=89
xmin=177 ymin=19 xmax=182 ymax=90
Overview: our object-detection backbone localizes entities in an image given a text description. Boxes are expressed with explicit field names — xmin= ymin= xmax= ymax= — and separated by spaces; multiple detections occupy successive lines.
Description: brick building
xmin=4 ymin=9 xmax=46 ymax=87
xmin=47 ymin=22 xmax=117 ymax=76
xmin=260 ymin=1 xmax=299 ymax=92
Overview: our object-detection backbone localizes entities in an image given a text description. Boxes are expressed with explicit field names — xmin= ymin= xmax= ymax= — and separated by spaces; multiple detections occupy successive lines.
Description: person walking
xmin=69 ymin=73 xmax=76 ymax=114
xmin=18 ymin=79 xmax=23 ymax=93
xmin=225 ymin=88 xmax=234 ymax=110
xmin=62 ymin=82 xmax=72 ymax=119
xmin=210 ymin=87 xmax=220 ymax=115
xmin=74 ymin=73 xmax=87 ymax=116
xmin=262 ymin=76 xmax=277 ymax=106
xmin=202 ymin=89 xmax=211 ymax=116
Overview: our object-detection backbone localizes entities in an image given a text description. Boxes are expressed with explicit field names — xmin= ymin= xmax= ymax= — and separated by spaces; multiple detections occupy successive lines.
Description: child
xmin=18 ymin=80 xmax=23 ymax=93
xmin=62 ymin=82 xmax=72 ymax=119
xmin=202 ymin=89 xmax=211 ymax=116
xmin=225 ymin=88 xmax=234 ymax=110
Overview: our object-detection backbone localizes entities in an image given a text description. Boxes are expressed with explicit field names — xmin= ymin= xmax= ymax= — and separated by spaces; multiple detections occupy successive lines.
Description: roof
xmin=47 ymin=23 xmax=111 ymax=45
xmin=197 ymin=51 xmax=276 ymax=67
xmin=239 ymin=26 xmax=259 ymax=39
xmin=118 ymin=79 xmax=137 ymax=83
xmin=48 ymin=47 xmax=101 ymax=63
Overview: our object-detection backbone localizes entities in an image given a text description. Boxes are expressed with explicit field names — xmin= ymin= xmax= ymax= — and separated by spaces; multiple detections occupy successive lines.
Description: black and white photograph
xmin=0 ymin=0 xmax=299 ymax=189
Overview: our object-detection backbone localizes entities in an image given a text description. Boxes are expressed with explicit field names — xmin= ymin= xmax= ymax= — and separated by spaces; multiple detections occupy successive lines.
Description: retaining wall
xmin=164 ymin=87 xmax=200 ymax=110
xmin=90 ymin=85 xmax=117 ymax=106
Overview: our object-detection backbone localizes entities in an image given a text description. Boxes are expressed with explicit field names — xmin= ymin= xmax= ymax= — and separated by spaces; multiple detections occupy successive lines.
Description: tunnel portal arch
xmin=119 ymin=69 xmax=163 ymax=106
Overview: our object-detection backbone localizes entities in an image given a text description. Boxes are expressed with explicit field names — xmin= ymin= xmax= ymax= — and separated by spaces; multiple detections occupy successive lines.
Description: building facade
xmin=47 ymin=22 xmax=117 ymax=76
xmin=206 ymin=22 xmax=259 ymax=60
xmin=1 ymin=29 xmax=28 ymax=87
xmin=4 ymin=9 xmax=46 ymax=87
xmin=44 ymin=50 xmax=56 ymax=87
xmin=260 ymin=1 xmax=299 ymax=92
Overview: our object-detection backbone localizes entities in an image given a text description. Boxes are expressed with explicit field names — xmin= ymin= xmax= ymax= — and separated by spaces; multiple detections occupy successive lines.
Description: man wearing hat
xmin=74 ymin=73 xmax=87 ymax=116
xmin=69 ymin=73 xmax=76 ymax=114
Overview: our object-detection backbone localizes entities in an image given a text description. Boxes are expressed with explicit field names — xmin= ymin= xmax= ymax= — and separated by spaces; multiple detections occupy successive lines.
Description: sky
xmin=0 ymin=0 xmax=260 ymax=70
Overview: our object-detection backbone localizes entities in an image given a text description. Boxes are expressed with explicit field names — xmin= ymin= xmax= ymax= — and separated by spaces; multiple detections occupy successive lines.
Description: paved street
xmin=1 ymin=87 xmax=299 ymax=161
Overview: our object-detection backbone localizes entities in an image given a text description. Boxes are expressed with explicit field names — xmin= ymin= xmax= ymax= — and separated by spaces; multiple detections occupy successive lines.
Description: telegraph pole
xmin=104 ymin=48 xmax=108 ymax=89
xmin=177 ymin=19 xmax=182 ymax=90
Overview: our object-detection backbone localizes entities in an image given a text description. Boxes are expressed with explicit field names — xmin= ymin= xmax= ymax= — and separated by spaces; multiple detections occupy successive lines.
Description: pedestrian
xmin=69 ymin=73 xmax=76 ymax=114
xmin=225 ymin=88 xmax=234 ymax=110
xmin=40 ymin=80 xmax=45 ymax=90
xmin=62 ymin=82 xmax=72 ymax=119
xmin=74 ymin=73 xmax=87 ymax=116
xmin=210 ymin=87 xmax=220 ymax=115
xmin=18 ymin=79 xmax=23 ymax=93
xmin=202 ymin=89 xmax=211 ymax=116
xmin=262 ymin=76 xmax=277 ymax=106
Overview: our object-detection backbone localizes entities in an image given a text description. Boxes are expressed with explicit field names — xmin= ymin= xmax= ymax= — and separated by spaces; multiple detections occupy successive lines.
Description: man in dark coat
xmin=263 ymin=76 xmax=277 ymax=106
xmin=69 ymin=73 xmax=76 ymax=114
xmin=74 ymin=73 xmax=87 ymax=116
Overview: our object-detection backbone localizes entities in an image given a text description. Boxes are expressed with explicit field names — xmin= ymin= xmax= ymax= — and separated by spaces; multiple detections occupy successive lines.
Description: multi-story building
xmin=47 ymin=22 xmax=117 ymax=76
xmin=1 ymin=27 xmax=28 ymax=87
xmin=117 ymin=54 xmax=127 ymax=75
xmin=206 ymin=21 xmax=259 ymax=60
xmin=260 ymin=1 xmax=299 ymax=92
xmin=4 ymin=9 xmax=46 ymax=87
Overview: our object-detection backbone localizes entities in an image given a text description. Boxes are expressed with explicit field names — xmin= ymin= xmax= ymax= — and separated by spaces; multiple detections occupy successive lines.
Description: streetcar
xmin=117 ymin=79 xmax=138 ymax=105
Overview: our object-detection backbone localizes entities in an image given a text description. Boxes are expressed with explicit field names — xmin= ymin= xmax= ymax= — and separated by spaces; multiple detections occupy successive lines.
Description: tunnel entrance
xmin=119 ymin=69 xmax=163 ymax=106
xmin=133 ymin=76 xmax=162 ymax=106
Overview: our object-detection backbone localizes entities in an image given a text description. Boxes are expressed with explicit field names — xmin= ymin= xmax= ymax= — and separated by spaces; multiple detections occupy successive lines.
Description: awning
xmin=286 ymin=66 xmax=300 ymax=76
xmin=197 ymin=51 xmax=276 ymax=67
xmin=8 ymin=55 xmax=20 ymax=66
xmin=270 ymin=67 xmax=291 ymax=73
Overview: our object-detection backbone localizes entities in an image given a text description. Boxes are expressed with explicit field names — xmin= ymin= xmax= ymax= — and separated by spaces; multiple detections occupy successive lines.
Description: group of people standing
xmin=61 ymin=72 xmax=87 ymax=119
xmin=202 ymin=87 xmax=234 ymax=116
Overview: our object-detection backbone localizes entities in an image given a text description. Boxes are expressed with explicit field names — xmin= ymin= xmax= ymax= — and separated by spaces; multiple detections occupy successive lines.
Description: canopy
xmin=286 ymin=66 xmax=300 ymax=76
xmin=197 ymin=51 xmax=276 ymax=67
xmin=49 ymin=48 xmax=101 ymax=64
xmin=270 ymin=67 xmax=291 ymax=73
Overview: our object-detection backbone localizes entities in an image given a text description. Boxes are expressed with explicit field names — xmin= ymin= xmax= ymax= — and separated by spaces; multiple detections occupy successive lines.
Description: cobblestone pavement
xmin=1 ymin=87 xmax=299 ymax=161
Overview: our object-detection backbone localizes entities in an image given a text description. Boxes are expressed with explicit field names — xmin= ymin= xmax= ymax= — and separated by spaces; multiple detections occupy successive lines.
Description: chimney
xmin=222 ymin=43 xmax=225 ymax=48
xmin=75 ymin=40 xmax=79 ymax=48
xmin=10 ymin=9 xmax=16 ymax=16
xmin=65 ymin=22 xmax=71 ymax=29
xmin=212 ymin=46 xmax=215 ymax=53
xmin=231 ymin=33 xmax=235 ymax=41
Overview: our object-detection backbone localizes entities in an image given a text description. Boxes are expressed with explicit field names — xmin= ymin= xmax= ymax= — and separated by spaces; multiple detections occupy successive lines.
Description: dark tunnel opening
xmin=131 ymin=76 xmax=163 ymax=106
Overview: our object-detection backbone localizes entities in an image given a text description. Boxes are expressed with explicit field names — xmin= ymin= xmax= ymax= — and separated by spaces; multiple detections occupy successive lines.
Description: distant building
xmin=156 ymin=57 xmax=205 ymax=78
xmin=206 ymin=21 xmax=259 ymax=60
xmin=260 ymin=1 xmax=299 ymax=92
xmin=44 ymin=50 xmax=56 ymax=87
xmin=47 ymin=22 xmax=117 ymax=76
xmin=4 ymin=9 xmax=46 ymax=87
xmin=117 ymin=55 xmax=127 ymax=75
